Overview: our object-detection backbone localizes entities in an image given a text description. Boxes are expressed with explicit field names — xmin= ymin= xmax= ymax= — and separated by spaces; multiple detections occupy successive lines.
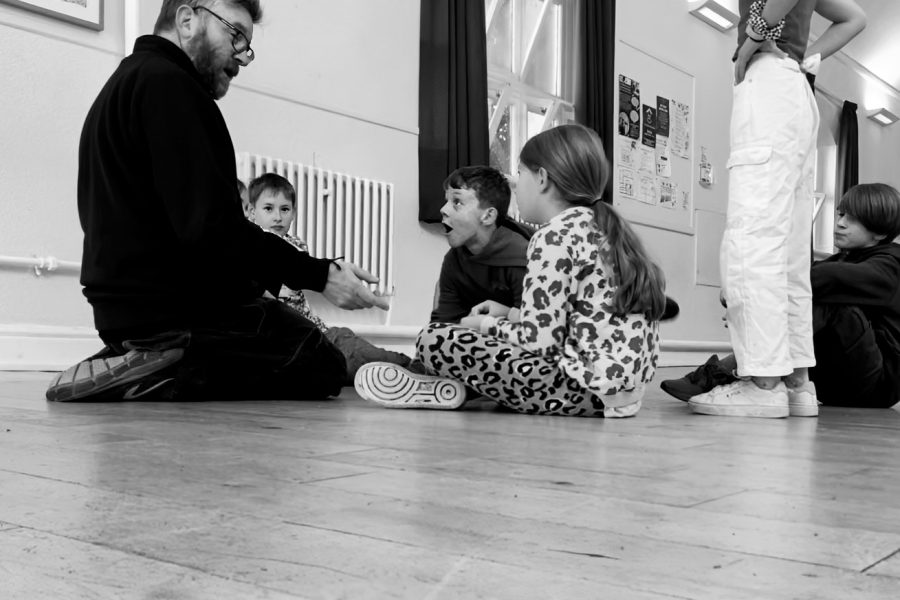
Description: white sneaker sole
xmin=354 ymin=362 xmax=466 ymax=409
xmin=688 ymin=400 xmax=789 ymax=419
xmin=789 ymin=402 xmax=819 ymax=417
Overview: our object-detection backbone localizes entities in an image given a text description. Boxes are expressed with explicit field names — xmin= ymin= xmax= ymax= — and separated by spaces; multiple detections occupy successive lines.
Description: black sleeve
xmin=508 ymin=265 xmax=527 ymax=309
xmin=139 ymin=68 xmax=330 ymax=292
xmin=430 ymin=252 xmax=467 ymax=323
xmin=811 ymin=254 xmax=900 ymax=308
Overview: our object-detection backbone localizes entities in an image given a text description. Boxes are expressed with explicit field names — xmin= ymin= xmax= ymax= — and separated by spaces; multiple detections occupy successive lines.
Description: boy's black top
xmin=78 ymin=36 xmax=331 ymax=334
xmin=431 ymin=224 xmax=530 ymax=323
xmin=812 ymin=242 xmax=900 ymax=397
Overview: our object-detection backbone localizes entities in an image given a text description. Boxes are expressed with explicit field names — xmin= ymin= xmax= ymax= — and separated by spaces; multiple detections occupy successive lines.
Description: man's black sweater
xmin=78 ymin=36 xmax=330 ymax=334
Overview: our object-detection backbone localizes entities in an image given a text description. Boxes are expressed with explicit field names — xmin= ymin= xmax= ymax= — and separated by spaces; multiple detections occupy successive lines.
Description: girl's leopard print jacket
xmin=489 ymin=207 xmax=659 ymax=406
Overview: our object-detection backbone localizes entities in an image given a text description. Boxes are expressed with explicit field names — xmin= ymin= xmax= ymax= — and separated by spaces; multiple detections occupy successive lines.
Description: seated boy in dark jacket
xmin=431 ymin=166 xmax=531 ymax=324
xmin=432 ymin=166 xmax=679 ymax=324
xmin=663 ymin=183 xmax=900 ymax=409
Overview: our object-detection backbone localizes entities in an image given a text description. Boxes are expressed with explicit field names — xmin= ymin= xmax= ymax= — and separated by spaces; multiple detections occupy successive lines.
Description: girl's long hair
xmin=519 ymin=124 xmax=666 ymax=319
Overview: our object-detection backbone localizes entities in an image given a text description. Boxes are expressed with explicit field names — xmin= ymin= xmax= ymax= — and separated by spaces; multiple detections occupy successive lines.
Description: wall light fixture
xmin=867 ymin=108 xmax=898 ymax=127
xmin=687 ymin=0 xmax=739 ymax=32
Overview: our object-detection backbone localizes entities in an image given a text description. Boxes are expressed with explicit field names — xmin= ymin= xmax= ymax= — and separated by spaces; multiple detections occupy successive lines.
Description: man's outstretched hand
xmin=322 ymin=260 xmax=391 ymax=311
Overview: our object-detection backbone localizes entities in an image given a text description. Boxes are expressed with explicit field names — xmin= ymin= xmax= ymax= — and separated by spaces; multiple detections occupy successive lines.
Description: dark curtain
xmin=835 ymin=100 xmax=859 ymax=201
xmin=418 ymin=0 xmax=490 ymax=223
xmin=578 ymin=0 xmax=616 ymax=203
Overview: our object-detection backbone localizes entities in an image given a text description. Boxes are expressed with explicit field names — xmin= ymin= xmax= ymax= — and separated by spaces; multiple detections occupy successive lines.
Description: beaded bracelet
xmin=748 ymin=0 xmax=785 ymax=41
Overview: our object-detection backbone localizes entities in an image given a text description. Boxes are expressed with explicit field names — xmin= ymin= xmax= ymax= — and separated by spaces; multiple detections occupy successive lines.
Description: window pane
xmin=486 ymin=0 xmax=513 ymax=71
xmin=522 ymin=0 xmax=547 ymax=63
xmin=488 ymin=88 xmax=502 ymax=122
xmin=526 ymin=106 xmax=546 ymax=140
xmin=489 ymin=104 xmax=512 ymax=173
xmin=522 ymin=2 xmax=560 ymax=94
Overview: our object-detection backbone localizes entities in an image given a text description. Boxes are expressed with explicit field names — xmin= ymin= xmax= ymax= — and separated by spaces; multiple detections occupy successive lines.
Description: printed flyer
xmin=618 ymin=75 xmax=641 ymax=140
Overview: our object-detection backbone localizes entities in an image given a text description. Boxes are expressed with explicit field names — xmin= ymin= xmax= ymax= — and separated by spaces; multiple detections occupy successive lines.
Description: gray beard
xmin=186 ymin=36 xmax=220 ymax=98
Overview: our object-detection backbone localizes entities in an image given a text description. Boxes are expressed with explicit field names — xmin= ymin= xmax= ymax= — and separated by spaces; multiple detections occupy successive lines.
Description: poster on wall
xmin=619 ymin=169 xmax=636 ymax=199
xmin=656 ymin=96 xmax=670 ymax=137
xmin=659 ymin=180 xmax=677 ymax=209
xmin=655 ymin=135 xmax=672 ymax=178
xmin=672 ymin=100 xmax=691 ymax=159
xmin=641 ymin=105 xmax=657 ymax=148
xmin=618 ymin=75 xmax=641 ymax=140
xmin=619 ymin=137 xmax=639 ymax=170
xmin=637 ymin=175 xmax=658 ymax=205
xmin=0 ymin=0 xmax=104 ymax=30
xmin=614 ymin=40 xmax=695 ymax=233
xmin=655 ymin=95 xmax=672 ymax=176
xmin=638 ymin=146 xmax=655 ymax=175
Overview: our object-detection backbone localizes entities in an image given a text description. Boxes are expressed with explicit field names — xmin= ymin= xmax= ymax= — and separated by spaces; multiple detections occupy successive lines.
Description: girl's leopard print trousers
xmin=417 ymin=323 xmax=611 ymax=417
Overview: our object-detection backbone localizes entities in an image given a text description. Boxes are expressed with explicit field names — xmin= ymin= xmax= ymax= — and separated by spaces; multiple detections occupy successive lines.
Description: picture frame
xmin=0 ymin=0 xmax=104 ymax=31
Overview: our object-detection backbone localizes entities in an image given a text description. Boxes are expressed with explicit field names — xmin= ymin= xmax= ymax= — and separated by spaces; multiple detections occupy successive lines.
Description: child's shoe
xmin=660 ymin=354 xmax=738 ymax=402
xmin=354 ymin=362 xmax=466 ymax=409
xmin=689 ymin=380 xmax=789 ymax=418
xmin=787 ymin=381 xmax=819 ymax=417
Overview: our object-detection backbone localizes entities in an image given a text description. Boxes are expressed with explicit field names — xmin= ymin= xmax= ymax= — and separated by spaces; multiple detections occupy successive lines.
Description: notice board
xmin=614 ymin=40 xmax=696 ymax=234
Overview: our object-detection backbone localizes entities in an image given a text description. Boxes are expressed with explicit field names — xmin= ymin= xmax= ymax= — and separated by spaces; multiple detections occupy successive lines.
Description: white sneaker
xmin=689 ymin=380 xmax=789 ymax=418
xmin=354 ymin=362 xmax=467 ymax=409
xmin=787 ymin=381 xmax=819 ymax=417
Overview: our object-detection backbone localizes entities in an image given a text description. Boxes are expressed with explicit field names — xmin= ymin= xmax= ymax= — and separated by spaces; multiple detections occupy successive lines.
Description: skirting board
xmin=0 ymin=325 xmax=103 ymax=371
xmin=0 ymin=324 xmax=730 ymax=372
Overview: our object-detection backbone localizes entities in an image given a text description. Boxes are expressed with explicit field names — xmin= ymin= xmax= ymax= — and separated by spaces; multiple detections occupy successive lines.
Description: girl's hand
xmin=469 ymin=300 xmax=510 ymax=317
xmin=459 ymin=314 xmax=487 ymax=330
xmin=507 ymin=308 xmax=520 ymax=323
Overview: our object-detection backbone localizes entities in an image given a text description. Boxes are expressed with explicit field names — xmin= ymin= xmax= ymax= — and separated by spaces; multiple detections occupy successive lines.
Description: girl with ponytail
xmin=355 ymin=124 xmax=666 ymax=417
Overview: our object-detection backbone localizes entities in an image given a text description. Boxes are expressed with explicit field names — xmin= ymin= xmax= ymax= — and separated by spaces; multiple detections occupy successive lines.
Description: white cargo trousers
xmin=721 ymin=53 xmax=819 ymax=377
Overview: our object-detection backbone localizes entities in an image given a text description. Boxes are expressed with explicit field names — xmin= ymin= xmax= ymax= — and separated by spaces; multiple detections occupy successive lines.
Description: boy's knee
xmin=813 ymin=304 xmax=867 ymax=335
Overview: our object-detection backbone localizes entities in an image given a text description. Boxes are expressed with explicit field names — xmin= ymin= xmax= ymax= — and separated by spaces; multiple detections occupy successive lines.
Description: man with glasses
xmin=49 ymin=1 xmax=389 ymax=403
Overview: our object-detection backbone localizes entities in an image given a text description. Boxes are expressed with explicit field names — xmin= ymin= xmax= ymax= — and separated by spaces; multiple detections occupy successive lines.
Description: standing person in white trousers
xmin=690 ymin=0 xmax=866 ymax=418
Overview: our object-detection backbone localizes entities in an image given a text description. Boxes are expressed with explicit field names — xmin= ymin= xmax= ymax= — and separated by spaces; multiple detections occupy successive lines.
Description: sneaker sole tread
xmin=355 ymin=363 xmax=466 ymax=409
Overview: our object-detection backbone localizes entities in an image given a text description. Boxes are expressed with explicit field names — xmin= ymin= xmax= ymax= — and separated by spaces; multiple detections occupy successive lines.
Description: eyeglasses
xmin=194 ymin=5 xmax=254 ymax=61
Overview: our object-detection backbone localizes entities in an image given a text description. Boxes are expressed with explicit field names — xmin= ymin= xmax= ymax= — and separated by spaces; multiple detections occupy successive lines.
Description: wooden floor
xmin=1 ymin=369 xmax=899 ymax=599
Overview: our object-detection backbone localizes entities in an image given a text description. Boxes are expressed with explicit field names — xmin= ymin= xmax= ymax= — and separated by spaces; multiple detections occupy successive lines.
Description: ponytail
xmin=593 ymin=202 xmax=666 ymax=319
xmin=521 ymin=124 xmax=667 ymax=319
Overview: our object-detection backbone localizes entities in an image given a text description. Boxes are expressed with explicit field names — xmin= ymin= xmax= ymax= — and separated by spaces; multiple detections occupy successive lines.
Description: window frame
xmin=485 ymin=0 xmax=579 ymax=175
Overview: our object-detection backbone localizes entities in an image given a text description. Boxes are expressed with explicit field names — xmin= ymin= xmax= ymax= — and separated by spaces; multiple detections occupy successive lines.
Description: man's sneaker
xmin=46 ymin=348 xmax=183 ymax=402
xmin=354 ymin=362 xmax=466 ymax=409
xmin=689 ymin=380 xmax=789 ymax=418
xmin=121 ymin=377 xmax=177 ymax=401
xmin=660 ymin=355 xmax=738 ymax=402
xmin=787 ymin=381 xmax=819 ymax=417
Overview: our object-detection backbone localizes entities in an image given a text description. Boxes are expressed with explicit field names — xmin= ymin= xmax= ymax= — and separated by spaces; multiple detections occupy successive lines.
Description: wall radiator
xmin=236 ymin=152 xmax=394 ymax=295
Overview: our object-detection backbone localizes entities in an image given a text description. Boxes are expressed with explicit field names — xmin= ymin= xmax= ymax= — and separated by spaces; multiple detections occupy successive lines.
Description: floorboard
xmin=0 ymin=369 xmax=898 ymax=599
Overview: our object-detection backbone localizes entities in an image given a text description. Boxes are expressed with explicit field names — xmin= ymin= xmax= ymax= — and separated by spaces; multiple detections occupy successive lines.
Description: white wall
xmin=0 ymin=2 xmax=130 ymax=366
xmin=815 ymin=53 xmax=900 ymax=191
xmin=2 ymin=0 xmax=898 ymax=369
xmin=0 ymin=0 xmax=444 ymax=368
xmin=214 ymin=0 xmax=443 ymax=328
xmin=616 ymin=0 xmax=739 ymax=355
xmin=0 ymin=4 xmax=127 ymax=330
xmin=619 ymin=0 xmax=900 ymax=363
